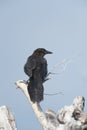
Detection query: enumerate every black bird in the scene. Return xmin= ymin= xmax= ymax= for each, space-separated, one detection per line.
xmin=24 ymin=48 xmax=52 ymax=103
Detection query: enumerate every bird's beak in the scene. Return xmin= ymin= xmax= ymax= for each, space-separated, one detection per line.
xmin=46 ymin=50 xmax=53 ymax=54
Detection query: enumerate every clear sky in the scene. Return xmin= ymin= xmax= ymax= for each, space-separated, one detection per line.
xmin=0 ymin=0 xmax=87 ymax=130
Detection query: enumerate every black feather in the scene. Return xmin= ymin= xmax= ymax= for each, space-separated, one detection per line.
xmin=24 ymin=48 xmax=52 ymax=103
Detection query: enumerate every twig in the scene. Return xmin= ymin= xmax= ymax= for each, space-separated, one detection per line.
xmin=44 ymin=92 xmax=64 ymax=96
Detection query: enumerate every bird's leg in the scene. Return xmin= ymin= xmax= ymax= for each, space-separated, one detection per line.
xmin=43 ymin=72 xmax=51 ymax=83
xmin=44 ymin=71 xmax=57 ymax=83
xmin=43 ymin=78 xmax=51 ymax=83
xmin=26 ymin=79 xmax=30 ymax=84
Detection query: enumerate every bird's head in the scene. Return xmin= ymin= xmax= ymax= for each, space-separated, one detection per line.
xmin=33 ymin=48 xmax=53 ymax=57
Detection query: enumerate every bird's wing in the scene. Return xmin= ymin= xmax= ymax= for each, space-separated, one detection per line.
xmin=24 ymin=57 xmax=36 ymax=77
xmin=42 ymin=58 xmax=47 ymax=79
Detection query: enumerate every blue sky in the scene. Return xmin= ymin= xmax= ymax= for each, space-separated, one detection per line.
xmin=0 ymin=0 xmax=87 ymax=129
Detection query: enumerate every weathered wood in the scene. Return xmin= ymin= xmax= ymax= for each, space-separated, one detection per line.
xmin=0 ymin=106 xmax=17 ymax=130
xmin=15 ymin=80 xmax=87 ymax=130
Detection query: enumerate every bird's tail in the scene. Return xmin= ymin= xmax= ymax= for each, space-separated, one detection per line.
xmin=27 ymin=81 xmax=44 ymax=103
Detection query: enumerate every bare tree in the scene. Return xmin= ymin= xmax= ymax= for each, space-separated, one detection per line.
xmin=15 ymin=80 xmax=87 ymax=130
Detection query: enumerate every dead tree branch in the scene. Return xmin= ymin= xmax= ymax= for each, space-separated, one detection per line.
xmin=15 ymin=80 xmax=87 ymax=130
xmin=0 ymin=106 xmax=17 ymax=130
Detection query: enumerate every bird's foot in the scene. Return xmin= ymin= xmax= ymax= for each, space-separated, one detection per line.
xmin=43 ymin=77 xmax=51 ymax=83
xmin=26 ymin=79 xmax=30 ymax=84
